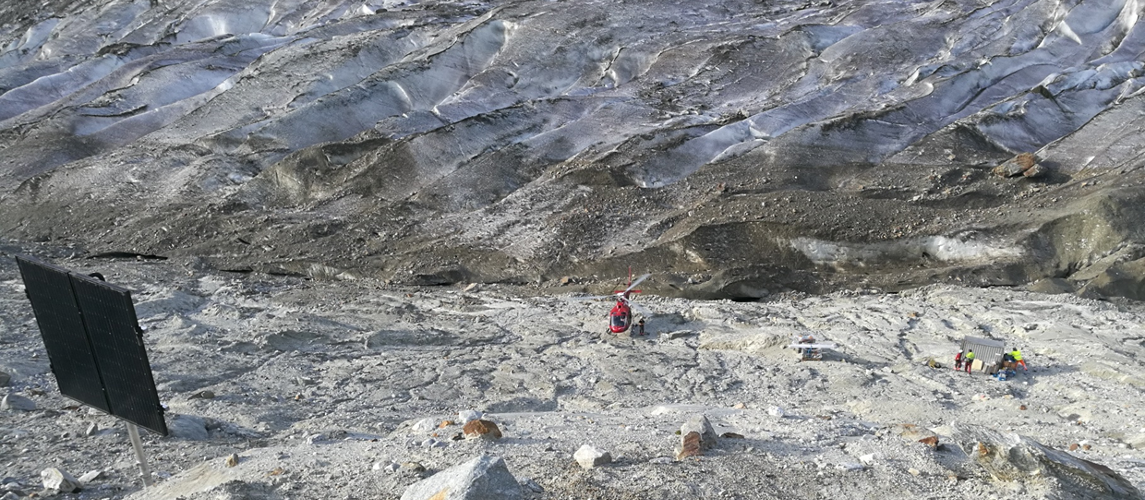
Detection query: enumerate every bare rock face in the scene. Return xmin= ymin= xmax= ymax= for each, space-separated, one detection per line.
xmin=953 ymin=426 xmax=1143 ymax=499
xmin=399 ymin=455 xmax=521 ymax=500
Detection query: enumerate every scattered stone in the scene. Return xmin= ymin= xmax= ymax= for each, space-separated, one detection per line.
xmin=1 ymin=394 xmax=36 ymax=412
xmin=422 ymin=438 xmax=448 ymax=448
xmin=908 ymin=468 xmax=921 ymax=476
xmin=77 ymin=470 xmax=101 ymax=484
xmin=559 ymin=276 xmax=573 ymax=285
xmin=374 ymin=461 xmax=400 ymax=473
xmin=1069 ymin=443 xmax=1080 ymax=451
xmin=190 ymin=390 xmax=216 ymax=399
xmin=1020 ymin=405 xmax=1027 ymax=411
xmin=225 ymin=453 xmax=239 ymax=467
xmin=664 ymin=330 xmax=693 ymax=340
xmin=574 ymin=445 xmax=612 ymax=469
xmin=0 ymin=492 xmax=18 ymax=500
xmin=402 ymin=462 xmax=427 ymax=474
xmin=859 ymin=453 xmax=877 ymax=465
xmin=837 ymin=463 xmax=864 ymax=472
xmin=438 ymin=420 xmax=453 ymax=428
xmin=400 ymin=455 xmax=521 ymax=500
xmin=676 ymin=415 xmax=718 ymax=460
xmin=732 ymin=402 xmax=746 ymax=409
xmin=463 ymin=419 xmax=503 ymax=440
xmin=458 ymin=410 xmax=482 ymax=424
xmin=464 ymin=283 xmax=479 ymax=292
xmin=40 ymin=468 xmax=80 ymax=493
xmin=649 ymin=457 xmax=673 ymax=465
xmin=767 ymin=406 xmax=785 ymax=417
xmin=84 ymin=423 xmax=99 ymax=437
xmin=167 ymin=414 xmax=209 ymax=440
xmin=0 ymin=371 xmax=10 ymax=387
xmin=721 ymin=432 xmax=745 ymax=439
xmin=412 ymin=418 xmax=438 ymax=433
xmin=919 ymin=436 xmax=939 ymax=448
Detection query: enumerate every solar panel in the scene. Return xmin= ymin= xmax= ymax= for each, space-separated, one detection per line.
xmin=16 ymin=257 xmax=111 ymax=413
xmin=16 ymin=256 xmax=168 ymax=435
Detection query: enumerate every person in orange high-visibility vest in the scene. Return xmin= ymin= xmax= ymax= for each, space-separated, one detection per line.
xmin=1011 ymin=348 xmax=1027 ymax=370
xmin=964 ymin=350 xmax=975 ymax=374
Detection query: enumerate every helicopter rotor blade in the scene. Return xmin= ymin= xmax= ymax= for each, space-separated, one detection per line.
xmin=631 ymin=302 xmax=652 ymax=317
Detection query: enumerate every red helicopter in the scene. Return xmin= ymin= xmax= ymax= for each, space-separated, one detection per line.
xmin=607 ymin=271 xmax=650 ymax=334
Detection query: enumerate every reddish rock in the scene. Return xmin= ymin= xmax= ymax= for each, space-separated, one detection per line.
xmin=677 ymin=431 xmax=703 ymax=460
xmin=1069 ymin=443 xmax=1080 ymax=451
xmin=462 ymin=419 xmax=502 ymax=440
xmin=918 ymin=436 xmax=939 ymax=448
xmin=1015 ymin=152 xmax=1036 ymax=169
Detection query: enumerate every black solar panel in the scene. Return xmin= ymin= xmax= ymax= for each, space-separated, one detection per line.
xmin=16 ymin=257 xmax=111 ymax=413
xmin=16 ymin=256 xmax=168 ymax=436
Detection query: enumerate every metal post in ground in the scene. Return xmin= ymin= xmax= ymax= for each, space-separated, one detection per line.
xmin=126 ymin=423 xmax=154 ymax=486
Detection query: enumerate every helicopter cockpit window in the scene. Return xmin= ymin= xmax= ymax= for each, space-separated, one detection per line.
xmin=611 ymin=313 xmax=628 ymax=328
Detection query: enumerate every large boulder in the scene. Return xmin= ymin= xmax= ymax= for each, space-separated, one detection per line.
xmin=399 ymin=455 xmax=521 ymax=500
xmin=952 ymin=425 xmax=1142 ymax=499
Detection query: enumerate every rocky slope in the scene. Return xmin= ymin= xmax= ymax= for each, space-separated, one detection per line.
xmin=1 ymin=246 xmax=1144 ymax=499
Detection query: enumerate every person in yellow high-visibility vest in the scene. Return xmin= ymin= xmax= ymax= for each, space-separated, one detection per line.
xmin=964 ymin=350 xmax=975 ymax=374
xmin=1011 ymin=348 xmax=1026 ymax=370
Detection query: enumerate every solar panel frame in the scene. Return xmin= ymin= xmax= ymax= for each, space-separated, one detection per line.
xmin=15 ymin=256 xmax=168 ymax=436
xmin=16 ymin=256 xmax=111 ymax=413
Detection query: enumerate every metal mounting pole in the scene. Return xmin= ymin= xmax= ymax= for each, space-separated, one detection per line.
xmin=126 ymin=423 xmax=154 ymax=486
